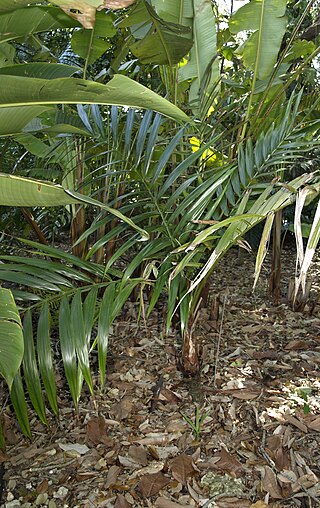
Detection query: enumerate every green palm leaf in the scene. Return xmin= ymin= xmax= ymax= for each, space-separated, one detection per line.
xmin=71 ymin=292 xmax=93 ymax=394
xmin=59 ymin=297 xmax=82 ymax=409
xmin=10 ymin=372 xmax=32 ymax=438
xmin=22 ymin=311 xmax=47 ymax=425
xmin=97 ymin=284 xmax=115 ymax=387
xmin=186 ymin=174 xmax=316 ymax=296
xmin=37 ymin=303 xmax=58 ymax=417
xmin=0 ymin=288 xmax=24 ymax=390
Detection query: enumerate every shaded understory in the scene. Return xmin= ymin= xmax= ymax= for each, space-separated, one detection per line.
xmin=1 ymin=248 xmax=319 ymax=508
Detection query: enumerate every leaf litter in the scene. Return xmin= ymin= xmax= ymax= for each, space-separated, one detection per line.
xmin=1 ymin=248 xmax=320 ymax=507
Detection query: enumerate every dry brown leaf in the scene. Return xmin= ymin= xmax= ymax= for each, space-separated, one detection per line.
xmin=23 ymin=445 xmax=40 ymax=459
xmin=284 ymin=339 xmax=309 ymax=350
xmin=135 ymin=432 xmax=181 ymax=445
xmin=115 ymin=494 xmax=131 ymax=508
xmin=160 ymin=388 xmax=181 ymax=403
xmin=251 ymin=350 xmax=279 ymax=359
xmin=277 ymin=470 xmax=297 ymax=484
xmin=169 ymin=454 xmax=196 ymax=485
xmin=128 ymin=461 xmax=165 ymax=479
xmin=138 ymin=472 xmax=170 ymax=498
xmin=105 ymin=465 xmax=121 ymax=489
xmin=0 ymin=450 xmax=8 ymax=463
xmin=36 ymin=479 xmax=49 ymax=494
xmin=55 ymin=0 xmax=136 ymax=29
xmin=284 ymin=414 xmax=308 ymax=433
xmin=128 ymin=445 xmax=148 ymax=466
xmin=55 ymin=1 xmax=97 ymax=28
xmin=229 ymin=389 xmax=260 ymax=400
xmin=86 ymin=416 xmax=113 ymax=446
xmin=266 ymin=436 xmax=290 ymax=471
xmin=261 ymin=466 xmax=283 ymax=499
xmin=303 ymin=414 xmax=320 ymax=432
xmin=110 ymin=397 xmax=133 ymax=420
xmin=213 ymin=448 xmax=244 ymax=476
xmin=298 ymin=472 xmax=319 ymax=489
xmin=187 ymin=481 xmax=200 ymax=502
xmin=118 ymin=455 xmax=141 ymax=469
xmin=155 ymin=498 xmax=189 ymax=508
xmin=166 ymin=420 xmax=186 ymax=433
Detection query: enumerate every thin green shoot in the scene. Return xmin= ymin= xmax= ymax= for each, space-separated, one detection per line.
xmin=180 ymin=406 xmax=208 ymax=439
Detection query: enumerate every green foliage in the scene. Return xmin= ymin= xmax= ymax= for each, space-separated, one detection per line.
xmin=71 ymin=11 xmax=116 ymax=65
xmin=0 ymin=5 xmax=80 ymax=43
xmin=178 ymin=0 xmax=219 ymax=115
xmin=229 ymin=0 xmax=287 ymax=80
xmin=181 ymin=406 xmax=208 ymax=439
xmin=0 ymin=0 xmax=319 ymax=440
xmin=0 ymin=288 xmax=24 ymax=390
xmin=124 ymin=1 xmax=193 ymax=65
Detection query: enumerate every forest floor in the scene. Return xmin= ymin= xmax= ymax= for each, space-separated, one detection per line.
xmin=0 ymin=248 xmax=320 ymax=508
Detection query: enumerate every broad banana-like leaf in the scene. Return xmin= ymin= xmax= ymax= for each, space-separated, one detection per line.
xmin=0 ymin=173 xmax=149 ymax=240
xmin=0 ymin=63 xmax=81 ymax=79
xmin=0 ymin=5 xmax=80 ymax=43
xmin=71 ymin=11 xmax=116 ymax=65
xmin=0 ymin=65 xmax=82 ymax=136
xmin=0 ymin=106 xmax=51 ymax=137
xmin=0 ymin=0 xmax=32 ymax=10
xmin=0 ymin=41 xmax=15 ymax=66
xmin=229 ymin=0 xmax=287 ymax=80
xmin=151 ymin=0 xmax=192 ymax=27
xmin=121 ymin=1 xmax=192 ymax=65
xmin=0 ymin=288 xmax=24 ymax=390
xmin=178 ymin=0 xmax=219 ymax=115
xmin=0 ymin=74 xmax=189 ymax=123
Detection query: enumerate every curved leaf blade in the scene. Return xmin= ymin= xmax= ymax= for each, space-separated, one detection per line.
xmin=0 ymin=288 xmax=24 ymax=390
xmin=0 ymin=74 xmax=189 ymax=123
xmin=37 ymin=303 xmax=58 ymax=417
xmin=22 ymin=311 xmax=47 ymax=425
xmin=10 ymin=372 xmax=32 ymax=439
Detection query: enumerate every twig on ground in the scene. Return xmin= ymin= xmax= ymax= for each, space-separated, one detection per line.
xmin=213 ymin=291 xmax=228 ymax=388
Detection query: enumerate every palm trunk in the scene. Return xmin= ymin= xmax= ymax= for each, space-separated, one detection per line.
xmin=181 ymin=312 xmax=201 ymax=377
xmin=269 ymin=209 xmax=282 ymax=304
